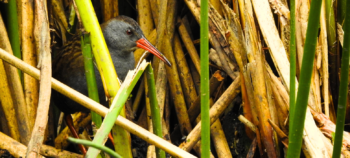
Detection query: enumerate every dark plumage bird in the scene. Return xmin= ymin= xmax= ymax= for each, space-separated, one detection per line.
xmin=51 ymin=15 xmax=171 ymax=154
xmin=52 ymin=15 xmax=170 ymax=115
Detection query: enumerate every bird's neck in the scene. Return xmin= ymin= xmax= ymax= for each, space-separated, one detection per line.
xmin=109 ymin=48 xmax=135 ymax=80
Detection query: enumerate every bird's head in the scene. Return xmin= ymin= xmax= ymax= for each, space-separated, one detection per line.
xmin=102 ymin=15 xmax=171 ymax=66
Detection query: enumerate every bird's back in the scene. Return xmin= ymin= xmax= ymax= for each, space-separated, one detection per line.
xmin=51 ymin=37 xmax=134 ymax=114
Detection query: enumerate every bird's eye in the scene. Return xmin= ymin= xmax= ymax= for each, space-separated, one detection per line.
xmin=126 ymin=29 xmax=133 ymax=35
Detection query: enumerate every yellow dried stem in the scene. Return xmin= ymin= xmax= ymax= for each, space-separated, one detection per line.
xmin=209 ymin=0 xmax=222 ymax=16
xmin=295 ymin=0 xmax=309 ymax=69
xmin=180 ymin=76 xmax=241 ymax=152
xmin=165 ymin=0 xmax=176 ymax=40
xmin=163 ymin=38 xmax=192 ymax=134
xmin=238 ymin=115 xmax=257 ymax=133
xmin=21 ymin=0 xmax=39 ymax=134
xmin=174 ymin=35 xmax=197 ymax=107
xmin=145 ymin=75 xmax=153 ymax=132
xmin=0 ymin=60 xmax=20 ymax=141
xmin=0 ymin=132 xmax=83 ymax=158
xmin=155 ymin=62 xmax=167 ymax=117
xmin=137 ymin=0 xmax=154 ymax=37
xmin=0 ymin=13 xmax=21 ymax=142
xmin=263 ymin=57 xmax=280 ymax=157
xmin=312 ymin=56 xmax=322 ymax=112
xmin=147 ymin=145 xmax=156 ymax=158
xmin=132 ymin=79 xmax=145 ymax=114
xmin=249 ymin=60 xmax=277 ymax=158
xmin=210 ymin=109 xmax=232 ymax=158
xmin=112 ymin=0 xmax=118 ymax=17
xmin=101 ymin=0 xmax=113 ymax=22
xmin=209 ymin=49 xmax=236 ymax=75
xmin=320 ymin=0 xmax=329 ymax=117
xmin=243 ymin=67 xmax=258 ymax=125
xmin=188 ymin=70 xmax=225 ymax=123
xmin=0 ymin=11 xmax=29 ymax=144
xmin=149 ymin=0 xmax=159 ymax=26
xmin=52 ymin=0 xmax=68 ymax=28
xmin=177 ymin=19 xmax=201 ymax=74
xmin=251 ymin=0 xmax=292 ymax=89
xmin=269 ymin=76 xmax=289 ymax=133
xmin=267 ymin=119 xmax=289 ymax=147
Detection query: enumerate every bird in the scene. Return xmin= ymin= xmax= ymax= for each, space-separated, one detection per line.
xmin=51 ymin=15 xmax=171 ymax=154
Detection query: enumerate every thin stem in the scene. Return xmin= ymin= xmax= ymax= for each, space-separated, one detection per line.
xmin=332 ymin=0 xmax=350 ymax=157
xmin=146 ymin=65 xmax=165 ymax=158
xmin=289 ymin=0 xmax=296 ymax=131
xmin=67 ymin=137 xmax=121 ymax=158
xmin=287 ymin=0 xmax=322 ymax=157
xmin=81 ymin=33 xmax=103 ymax=130
xmin=200 ymin=0 xmax=210 ymax=157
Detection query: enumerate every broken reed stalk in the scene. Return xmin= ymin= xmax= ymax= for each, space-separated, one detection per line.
xmin=26 ymin=0 xmax=51 ymax=156
xmin=180 ymin=76 xmax=241 ymax=152
xmin=210 ymin=117 xmax=232 ymax=158
xmin=188 ymin=70 xmax=225 ymax=123
xmin=0 ymin=48 xmax=196 ymax=158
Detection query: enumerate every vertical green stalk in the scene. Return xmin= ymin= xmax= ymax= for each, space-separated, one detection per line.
xmin=86 ymin=63 xmax=147 ymax=158
xmin=287 ymin=0 xmax=322 ymax=157
xmin=289 ymin=0 xmax=296 ymax=129
xmin=81 ymin=33 xmax=103 ymax=130
xmin=81 ymin=33 xmax=104 ymax=158
xmin=145 ymin=65 xmax=165 ymax=158
xmin=5 ymin=0 xmax=22 ymax=79
xmin=337 ymin=0 xmax=346 ymax=25
xmin=332 ymin=1 xmax=350 ymax=157
xmin=200 ymin=0 xmax=210 ymax=157
xmin=74 ymin=0 xmax=131 ymax=156
xmin=325 ymin=0 xmax=338 ymax=106
xmin=74 ymin=0 xmax=120 ymax=98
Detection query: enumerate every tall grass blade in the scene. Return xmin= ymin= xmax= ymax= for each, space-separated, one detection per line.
xmin=287 ymin=0 xmax=322 ymax=157
xmin=332 ymin=1 xmax=350 ymax=157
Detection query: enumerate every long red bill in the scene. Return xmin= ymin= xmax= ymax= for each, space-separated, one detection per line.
xmin=136 ymin=36 xmax=172 ymax=66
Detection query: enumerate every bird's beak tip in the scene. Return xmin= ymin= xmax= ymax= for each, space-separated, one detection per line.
xmin=136 ymin=37 xmax=172 ymax=67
